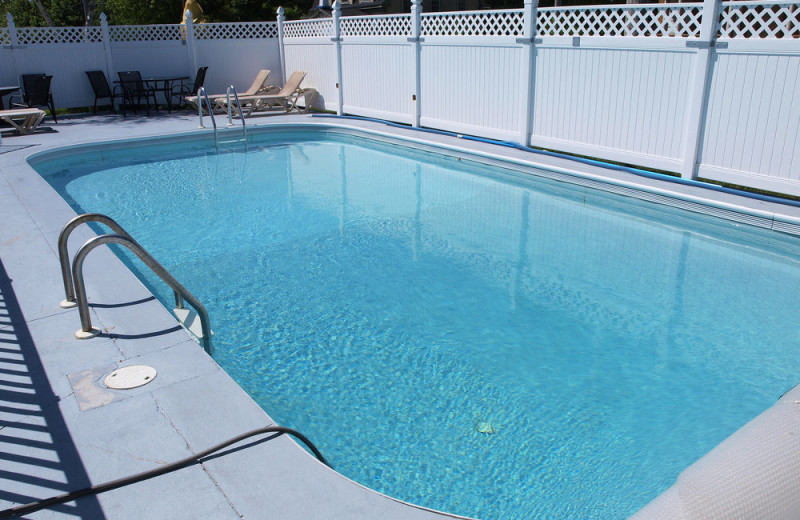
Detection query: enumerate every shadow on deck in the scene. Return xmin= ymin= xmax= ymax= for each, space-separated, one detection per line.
xmin=0 ymin=257 xmax=105 ymax=518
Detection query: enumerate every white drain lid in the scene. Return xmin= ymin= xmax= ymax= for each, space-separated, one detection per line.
xmin=104 ymin=365 xmax=157 ymax=390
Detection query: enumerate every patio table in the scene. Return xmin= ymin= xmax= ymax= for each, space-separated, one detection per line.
xmin=144 ymin=76 xmax=189 ymax=113
xmin=114 ymin=76 xmax=189 ymax=113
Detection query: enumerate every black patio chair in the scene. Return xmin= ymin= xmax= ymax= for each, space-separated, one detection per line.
xmin=12 ymin=74 xmax=57 ymax=123
xmin=172 ymin=66 xmax=208 ymax=108
xmin=85 ymin=70 xmax=123 ymax=114
xmin=117 ymin=71 xmax=157 ymax=116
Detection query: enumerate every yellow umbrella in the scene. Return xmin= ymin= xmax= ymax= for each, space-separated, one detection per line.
xmin=180 ymin=0 xmax=205 ymax=24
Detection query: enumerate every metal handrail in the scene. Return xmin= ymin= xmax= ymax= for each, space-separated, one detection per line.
xmin=71 ymin=233 xmax=213 ymax=354
xmin=57 ymin=213 xmax=137 ymax=308
xmin=225 ymin=85 xmax=248 ymax=146
xmin=197 ymin=87 xmax=218 ymax=150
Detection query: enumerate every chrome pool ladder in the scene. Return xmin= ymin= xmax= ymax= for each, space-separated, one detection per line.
xmin=222 ymin=85 xmax=248 ymax=149
xmin=58 ymin=213 xmax=213 ymax=354
xmin=197 ymin=86 xmax=247 ymax=151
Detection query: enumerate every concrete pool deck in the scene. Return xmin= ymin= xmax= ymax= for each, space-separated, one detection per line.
xmin=0 ymin=112 xmax=476 ymax=520
xmin=1 ymin=111 xmax=800 ymax=519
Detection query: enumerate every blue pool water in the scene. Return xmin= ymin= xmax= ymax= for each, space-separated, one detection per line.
xmin=37 ymin=130 xmax=800 ymax=519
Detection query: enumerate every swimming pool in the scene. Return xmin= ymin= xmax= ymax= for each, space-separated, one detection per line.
xmin=33 ymin=126 xmax=800 ymax=519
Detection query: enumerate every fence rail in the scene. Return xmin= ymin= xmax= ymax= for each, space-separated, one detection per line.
xmin=2 ymin=0 xmax=799 ymax=195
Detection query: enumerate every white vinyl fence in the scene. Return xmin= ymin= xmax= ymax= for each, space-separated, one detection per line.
xmin=281 ymin=0 xmax=800 ymax=195
xmin=1 ymin=0 xmax=799 ymax=195
xmin=0 ymin=13 xmax=282 ymax=110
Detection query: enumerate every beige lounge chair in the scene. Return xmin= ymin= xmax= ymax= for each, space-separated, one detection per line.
xmin=216 ymin=71 xmax=307 ymax=117
xmin=186 ymin=69 xmax=272 ymax=110
xmin=0 ymin=108 xmax=46 ymax=134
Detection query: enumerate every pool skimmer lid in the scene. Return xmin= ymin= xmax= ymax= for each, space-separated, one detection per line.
xmin=104 ymin=365 xmax=157 ymax=389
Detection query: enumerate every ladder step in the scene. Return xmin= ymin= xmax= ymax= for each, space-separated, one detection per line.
xmin=173 ymin=307 xmax=213 ymax=339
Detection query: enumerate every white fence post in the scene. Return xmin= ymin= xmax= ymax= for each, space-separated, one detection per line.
xmin=679 ymin=0 xmax=722 ymax=179
xmin=410 ymin=0 xmax=422 ymax=128
xmin=277 ymin=7 xmax=286 ymax=83
xmin=517 ymin=0 xmax=539 ymax=147
xmin=100 ymin=13 xmax=115 ymax=83
xmin=6 ymin=13 xmax=17 ymax=46
xmin=333 ymin=0 xmax=344 ymax=115
xmin=5 ymin=13 xmax=19 ymax=93
xmin=184 ymin=10 xmax=199 ymax=77
xmin=0 ymin=13 xmax=8 ymax=144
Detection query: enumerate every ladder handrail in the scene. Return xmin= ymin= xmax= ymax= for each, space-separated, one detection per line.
xmin=72 ymin=233 xmax=213 ymax=354
xmin=197 ymin=87 xmax=218 ymax=151
xmin=225 ymin=85 xmax=248 ymax=145
xmin=58 ymin=212 xmax=137 ymax=308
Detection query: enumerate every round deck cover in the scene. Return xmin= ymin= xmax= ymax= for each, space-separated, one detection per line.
xmin=104 ymin=365 xmax=157 ymax=389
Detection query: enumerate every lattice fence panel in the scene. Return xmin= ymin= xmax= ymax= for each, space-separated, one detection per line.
xmin=719 ymin=2 xmax=800 ymax=38
xmin=341 ymin=15 xmax=412 ymax=36
xmin=284 ymin=19 xmax=334 ymax=38
xmin=537 ymin=4 xmax=702 ymax=38
xmin=110 ymin=24 xmax=184 ymax=42
xmin=0 ymin=29 xmax=9 ymax=45
xmin=15 ymin=26 xmax=103 ymax=44
xmin=421 ymin=10 xmax=524 ymax=36
xmin=193 ymin=21 xmax=278 ymax=39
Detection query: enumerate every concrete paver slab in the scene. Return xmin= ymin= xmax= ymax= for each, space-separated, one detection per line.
xmin=0 ymin=234 xmax=67 ymax=324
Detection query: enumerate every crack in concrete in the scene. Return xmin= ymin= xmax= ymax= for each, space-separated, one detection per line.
xmin=10 ymin=307 xmax=73 ymax=325
xmin=152 ymin=390 xmax=244 ymax=518
xmin=80 ymin=441 xmax=172 ymax=466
